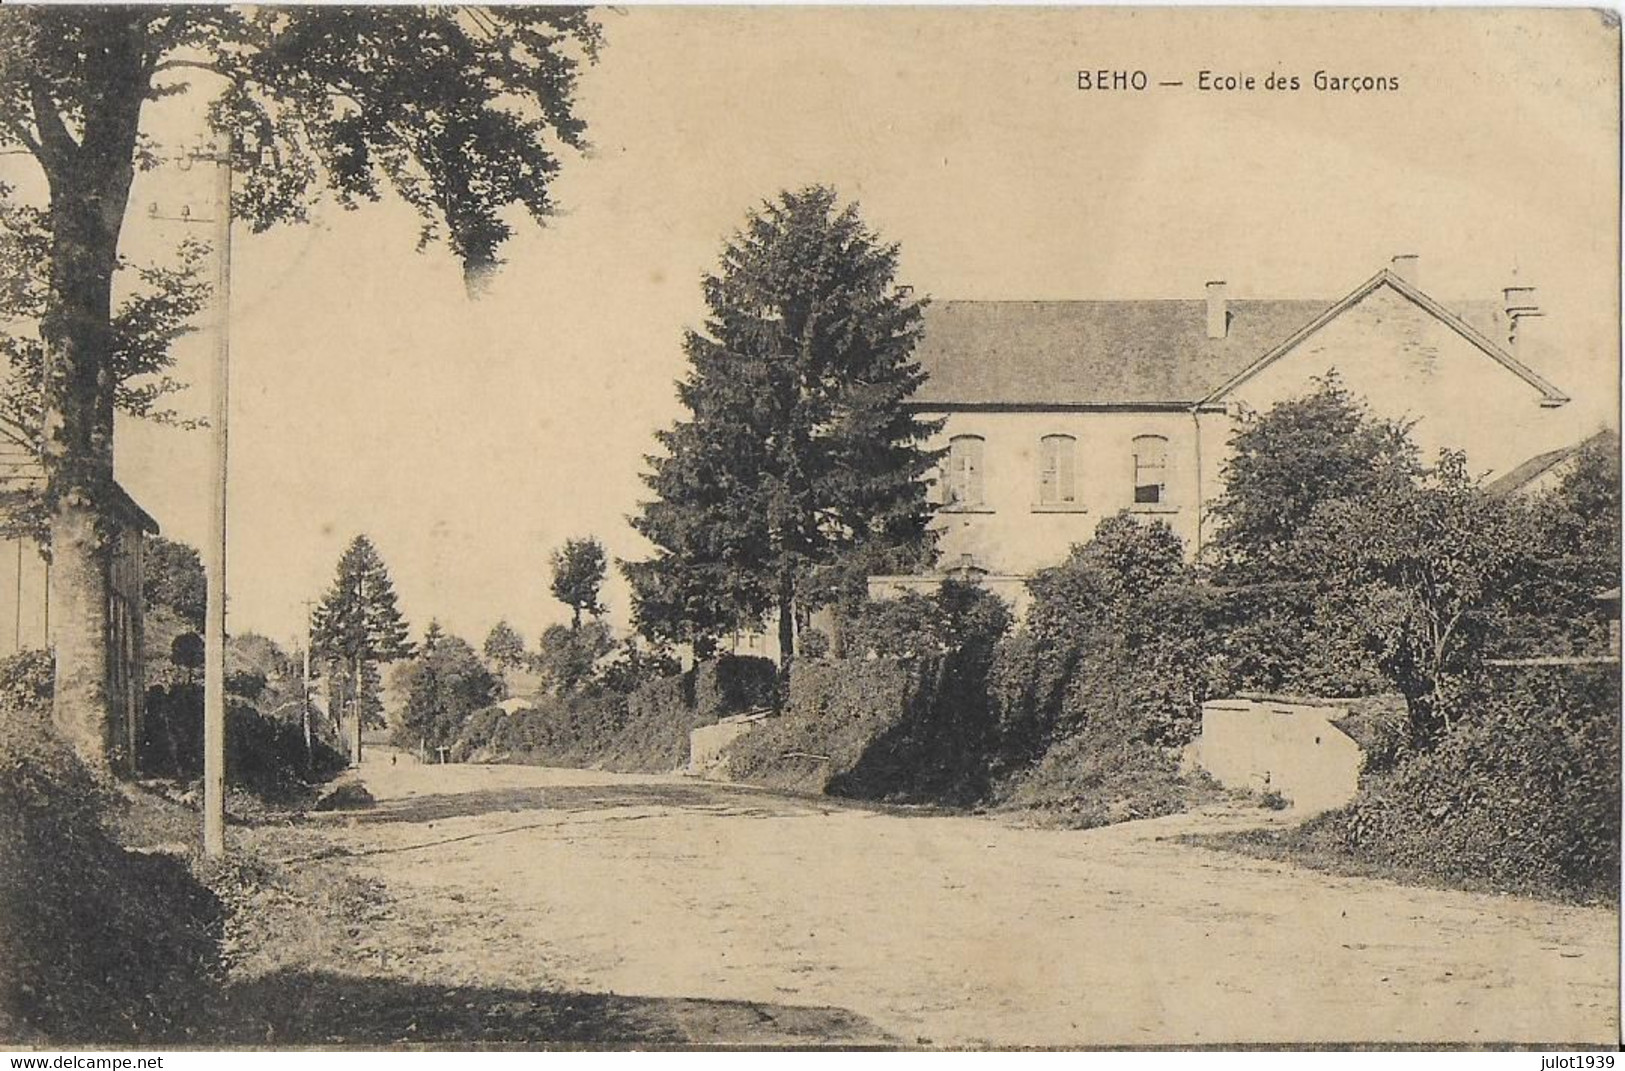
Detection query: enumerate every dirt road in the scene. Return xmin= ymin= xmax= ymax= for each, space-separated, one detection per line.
xmin=307 ymin=752 xmax=1618 ymax=1047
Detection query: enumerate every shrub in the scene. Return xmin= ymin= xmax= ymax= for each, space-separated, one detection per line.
xmin=797 ymin=628 xmax=830 ymax=659
xmin=0 ymin=703 xmax=221 ymax=1042
xmin=993 ymin=715 xmax=1214 ymax=828
xmin=723 ymin=658 xmax=920 ymax=797
xmin=0 ymin=648 xmax=53 ymax=719
xmin=727 ymin=584 xmax=1013 ymax=805
xmin=139 ymin=684 xmax=347 ymax=799
xmin=693 ymin=654 xmax=778 ymax=719
xmin=1327 ymin=666 xmax=1619 ymax=897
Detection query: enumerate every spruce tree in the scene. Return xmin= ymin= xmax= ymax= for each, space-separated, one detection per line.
xmin=311 ymin=534 xmax=413 ymax=763
xmin=625 ymin=186 xmax=940 ymax=670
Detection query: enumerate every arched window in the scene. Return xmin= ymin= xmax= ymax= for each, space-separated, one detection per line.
xmin=946 ymin=435 xmax=985 ymax=507
xmin=1038 ymin=434 xmax=1076 ymax=505
xmin=1133 ymin=435 xmax=1168 ymax=505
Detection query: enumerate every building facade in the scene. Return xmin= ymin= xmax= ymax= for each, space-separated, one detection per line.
xmin=0 ymin=420 xmax=158 ymax=773
xmin=885 ymin=257 xmax=1581 ymax=587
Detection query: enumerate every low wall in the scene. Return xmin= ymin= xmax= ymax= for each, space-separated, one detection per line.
xmin=1193 ymin=698 xmax=1363 ymax=815
xmin=687 ymin=710 xmax=772 ymax=779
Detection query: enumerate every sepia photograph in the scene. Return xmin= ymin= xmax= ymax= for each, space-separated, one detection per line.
xmin=0 ymin=2 xmax=1619 ymax=1053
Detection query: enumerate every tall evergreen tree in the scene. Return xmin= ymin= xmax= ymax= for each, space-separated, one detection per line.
xmin=625 ymin=185 xmax=940 ymax=669
xmin=311 ymin=534 xmax=413 ymax=763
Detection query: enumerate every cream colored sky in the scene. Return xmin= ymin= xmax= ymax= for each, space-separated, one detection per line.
xmin=10 ymin=6 xmax=1618 ymax=650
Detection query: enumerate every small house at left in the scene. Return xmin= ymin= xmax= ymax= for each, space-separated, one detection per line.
xmin=0 ymin=417 xmax=158 ymax=774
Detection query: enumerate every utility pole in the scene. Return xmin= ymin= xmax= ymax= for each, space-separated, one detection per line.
xmin=300 ymin=598 xmax=317 ymax=762
xmin=352 ymin=570 xmax=365 ymax=767
xmin=201 ymin=138 xmax=233 ymax=858
xmin=152 ymin=140 xmax=232 ymax=856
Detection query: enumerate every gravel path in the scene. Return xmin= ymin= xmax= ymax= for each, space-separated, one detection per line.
xmin=312 ymin=751 xmax=1618 ymax=1047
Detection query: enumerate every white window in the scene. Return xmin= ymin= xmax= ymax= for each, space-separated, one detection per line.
xmin=947 ymin=435 xmax=985 ymax=508
xmin=1133 ymin=435 xmax=1168 ymax=505
xmin=1038 ymin=434 xmax=1077 ymax=505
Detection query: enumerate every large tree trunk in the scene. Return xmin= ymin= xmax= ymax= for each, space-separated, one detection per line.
xmin=776 ymin=571 xmax=796 ymax=689
xmin=28 ymin=13 xmax=149 ymax=772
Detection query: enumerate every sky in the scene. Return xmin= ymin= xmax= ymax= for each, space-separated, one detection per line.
xmin=6 ymin=7 xmax=1619 ymax=652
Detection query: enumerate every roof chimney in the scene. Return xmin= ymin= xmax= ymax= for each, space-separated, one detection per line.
xmin=1390 ymin=253 xmax=1420 ymax=287
xmin=1502 ymin=285 xmax=1542 ymax=353
xmin=1205 ymin=280 xmax=1228 ymax=340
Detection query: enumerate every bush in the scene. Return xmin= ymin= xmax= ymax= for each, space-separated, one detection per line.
xmin=723 ymin=658 xmax=921 ymax=797
xmin=694 ymin=654 xmax=778 ymax=718
xmin=731 ymin=582 xmax=1013 ymax=804
xmin=992 ymin=723 xmax=1212 ymax=828
xmin=0 ymin=703 xmax=221 ymax=1042
xmin=1323 ymin=666 xmax=1619 ymax=898
xmin=797 ymin=628 xmax=830 ymax=659
xmin=0 ymin=649 xmax=53 ymax=719
xmin=139 ymin=683 xmax=347 ymax=800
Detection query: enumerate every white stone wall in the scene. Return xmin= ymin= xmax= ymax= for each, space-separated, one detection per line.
xmin=1194 ymin=699 xmax=1363 ymax=815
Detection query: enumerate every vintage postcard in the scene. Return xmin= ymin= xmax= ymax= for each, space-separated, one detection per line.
xmin=0 ymin=3 xmax=1618 ymax=1054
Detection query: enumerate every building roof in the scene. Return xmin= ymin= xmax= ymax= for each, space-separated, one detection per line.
xmin=1485 ymin=428 xmax=1619 ymax=498
xmin=908 ymin=269 xmax=1564 ymax=409
xmin=0 ymin=417 xmax=159 ymax=536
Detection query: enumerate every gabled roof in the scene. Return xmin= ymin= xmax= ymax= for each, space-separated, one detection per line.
xmin=1201 ymin=269 xmax=1571 ymax=407
xmin=908 ymin=269 xmax=1569 ymax=409
xmin=909 ymin=298 xmax=1325 ymax=407
xmin=1486 ymin=428 xmax=1619 ymax=498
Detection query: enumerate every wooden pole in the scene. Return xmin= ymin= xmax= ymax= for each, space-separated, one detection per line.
xmin=202 ymin=140 xmax=233 ymax=858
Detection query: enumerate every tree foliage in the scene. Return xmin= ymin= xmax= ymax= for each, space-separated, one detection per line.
xmin=1209 ymin=373 xmax=1419 ymax=583
xmin=549 ymin=536 xmax=606 ymax=629
xmin=1298 ymin=451 xmax=1541 ymax=746
xmin=0 ymin=5 xmax=603 ymax=767
xmin=625 ymin=185 xmax=940 ymax=665
xmin=394 ymin=622 xmax=501 ymax=756
xmin=532 ymin=619 xmax=615 ymax=696
xmin=481 ymin=619 xmax=526 ymax=671
xmin=991 ymin=513 xmax=1208 ymax=760
xmin=141 ymin=535 xmax=207 ymax=632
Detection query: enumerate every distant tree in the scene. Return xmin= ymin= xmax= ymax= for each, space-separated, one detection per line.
xmin=596 ymin=637 xmax=681 ymax=695
xmin=311 ymin=535 xmax=413 ymax=760
xmin=394 ymin=622 xmax=501 ymax=758
xmin=1296 ymin=451 xmax=1539 ymax=747
xmin=168 ymin=632 xmax=204 ymax=684
xmin=0 ymin=6 xmax=603 ymax=769
xmin=533 ymin=620 xmax=615 ymax=695
xmin=1209 ymin=374 xmax=1419 ymax=583
xmin=625 ymin=185 xmax=940 ymax=670
xmin=142 ymin=536 xmax=208 ymax=632
xmin=482 ymin=619 xmax=527 ymax=671
xmin=549 ymin=537 xmax=606 ymax=629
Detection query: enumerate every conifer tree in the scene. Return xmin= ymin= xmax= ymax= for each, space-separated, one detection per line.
xmin=625 ymin=186 xmax=940 ymax=670
xmin=311 ymin=534 xmax=413 ymax=763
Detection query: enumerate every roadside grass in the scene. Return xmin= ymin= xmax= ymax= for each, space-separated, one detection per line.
xmin=988 ymin=733 xmax=1233 ymax=830
xmin=1183 ymin=812 xmax=1621 ymax=907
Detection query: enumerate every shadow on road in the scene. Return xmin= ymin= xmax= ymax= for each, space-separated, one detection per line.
xmin=332 ymin=780 xmax=857 ymax=827
xmin=216 ymin=968 xmax=893 ymax=1048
